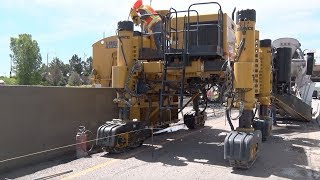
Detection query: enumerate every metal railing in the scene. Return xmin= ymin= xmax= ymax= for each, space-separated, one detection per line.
xmin=186 ymin=2 xmax=223 ymax=55
xmin=164 ymin=8 xmax=200 ymax=53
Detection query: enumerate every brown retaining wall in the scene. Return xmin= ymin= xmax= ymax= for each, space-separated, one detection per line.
xmin=0 ymin=86 xmax=118 ymax=172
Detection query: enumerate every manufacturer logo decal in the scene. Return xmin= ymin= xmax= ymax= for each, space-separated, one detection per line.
xmin=106 ymin=41 xmax=118 ymax=48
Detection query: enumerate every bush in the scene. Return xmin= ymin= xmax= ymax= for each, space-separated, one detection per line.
xmin=68 ymin=72 xmax=82 ymax=86
xmin=0 ymin=77 xmax=18 ymax=85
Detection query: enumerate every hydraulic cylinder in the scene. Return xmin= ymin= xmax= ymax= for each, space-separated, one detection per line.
xmin=112 ymin=21 xmax=134 ymax=88
xmin=234 ymin=9 xmax=256 ymax=129
xmin=259 ymin=39 xmax=272 ymax=117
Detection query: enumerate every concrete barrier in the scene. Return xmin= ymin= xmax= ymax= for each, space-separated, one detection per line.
xmin=0 ymin=86 xmax=118 ymax=172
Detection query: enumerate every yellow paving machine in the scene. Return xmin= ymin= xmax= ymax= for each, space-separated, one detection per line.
xmin=91 ymin=2 xmax=315 ymax=169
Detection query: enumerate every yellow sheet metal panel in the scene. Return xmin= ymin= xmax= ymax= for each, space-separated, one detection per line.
xmin=112 ymin=66 xmax=127 ymax=88
xmin=143 ymin=61 xmax=162 ymax=73
xmin=224 ymin=14 xmax=236 ymax=60
xmin=132 ymin=36 xmax=152 ymax=58
xmin=92 ymin=36 xmax=118 ymax=87
xmin=259 ymin=45 xmax=272 ymax=105
xmin=142 ymin=37 xmax=152 ymax=49
xmin=130 ymin=107 xmax=140 ymax=120
xmin=244 ymin=86 xmax=256 ymax=109
xmin=235 ymin=18 xmax=256 ymax=110
xmin=171 ymin=13 xmax=235 ymax=60
xmin=234 ymin=62 xmax=254 ymax=89
xmin=185 ymin=60 xmax=202 ymax=73
xmin=117 ymin=31 xmax=134 ymax=67
xmin=236 ymin=21 xmax=256 ymax=63
xmin=155 ymin=10 xmax=169 ymax=17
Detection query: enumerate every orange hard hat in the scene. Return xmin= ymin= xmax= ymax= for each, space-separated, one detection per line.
xmin=133 ymin=0 xmax=142 ymax=10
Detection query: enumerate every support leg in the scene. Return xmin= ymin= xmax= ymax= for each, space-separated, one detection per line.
xmin=184 ymin=94 xmax=206 ymax=129
xmin=253 ymin=105 xmax=272 ymax=141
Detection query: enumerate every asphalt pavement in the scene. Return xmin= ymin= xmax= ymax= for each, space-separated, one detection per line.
xmin=1 ymin=105 xmax=320 ymax=180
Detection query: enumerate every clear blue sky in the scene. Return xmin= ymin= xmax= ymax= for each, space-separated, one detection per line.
xmin=1 ymin=0 xmax=320 ymax=76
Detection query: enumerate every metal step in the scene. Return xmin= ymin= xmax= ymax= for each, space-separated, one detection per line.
xmin=162 ymin=80 xmax=182 ymax=83
xmin=161 ymin=93 xmax=181 ymax=96
xmin=160 ymin=36 xmax=186 ymax=111
xmin=165 ymin=52 xmax=184 ymax=56
xmin=189 ymin=23 xmax=218 ymax=27
xmin=159 ymin=105 xmax=179 ymax=110
xmin=165 ymin=66 xmax=185 ymax=70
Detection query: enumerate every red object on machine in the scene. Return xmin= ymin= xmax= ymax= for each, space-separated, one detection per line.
xmin=133 ymin=0 xmax=142 ymax=10
xmin=76 ymin=126 xmax=88 ymax=158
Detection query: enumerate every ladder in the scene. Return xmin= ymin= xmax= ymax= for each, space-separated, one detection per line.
xmin=159 ymin=10 xmax=189 ymax=112
xmin=159 ymin=2 xmax=223 ymax=112
xmin=159 ymin=52 xmax=187 ymax=111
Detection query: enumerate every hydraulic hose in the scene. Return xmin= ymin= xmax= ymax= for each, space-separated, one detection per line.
xmin=226 ymin=95 xmax=235 ymax=131
xmin=125 ymin=61 xmax=144 ymax=97
xmin=116 ymin=31 xmax=128 ymax=67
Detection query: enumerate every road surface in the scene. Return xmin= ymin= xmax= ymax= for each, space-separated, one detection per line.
xmin=1 ymin=106 xmax=320 ymax=180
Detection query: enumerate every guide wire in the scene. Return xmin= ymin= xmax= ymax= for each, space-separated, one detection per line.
xmin=0 ymin=108 xmax=226 ymax=164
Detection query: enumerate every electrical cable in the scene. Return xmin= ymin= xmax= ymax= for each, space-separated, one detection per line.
xmin=225 ymin=96 xmax=235 ymax=131
xmin=230 ymin=100 xmax=244 ymax=121
xmin=124 ymin=61 xmax=146 ymax=98
xmin=251 ymin=103 xmax=259 ymax=122
xmin=222 ymin=57 xmax=236 ymax=131
xmin=116 ymin=31 xmax=128 ymax=67
xmin=235 ymin=39 xmax=245 ymax=62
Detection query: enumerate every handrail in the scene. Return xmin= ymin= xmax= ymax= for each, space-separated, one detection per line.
xmin=187 ymin=2 xmax=224 ymax=53
xmin=164 ymin=8 xmax=200 ymax=52
xmin=137 ymin=2 xmax=224 ymax=57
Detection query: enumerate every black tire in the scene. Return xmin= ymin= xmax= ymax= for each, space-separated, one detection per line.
xmin=130 ymin=140 xmax=144 ymax=149
xmin=108 ymin=147 xmax=126 ymax=154
xmin=184 ymin=114 xmax=196 ymax=129
xmin=185 ymin=122 xmax=196 ymax=129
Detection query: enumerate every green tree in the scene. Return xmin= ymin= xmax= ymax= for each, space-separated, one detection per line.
xmin=10 ymin=34 xmax=42 ymax=85
xmin=61 ymin=63 xmax=71 ymax=85
xmin=68 ymin=71 xmax=82 ymax=86
xmin=69 ymin=54 xmax=82 ymax=75
xmin=39 ymin=63 xmax=50 ymax=86
xmin=82 ymin=56 xmax=93 ymax=76
xmin=62 ymin=63 xmax=71 ymax=77
xmin=47 ymin=57 xmax=65 ymax=86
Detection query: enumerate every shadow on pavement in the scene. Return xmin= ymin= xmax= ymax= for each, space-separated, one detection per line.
xmin=0 ymin=154 xmax=76 ymax=180
xmin=2 ymin=118 xmax=319 ymax=179
xmin=103 ymin=120 xmax=320 ymax=179
xmin=232 ymin=134 xmax=320 ymax=179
